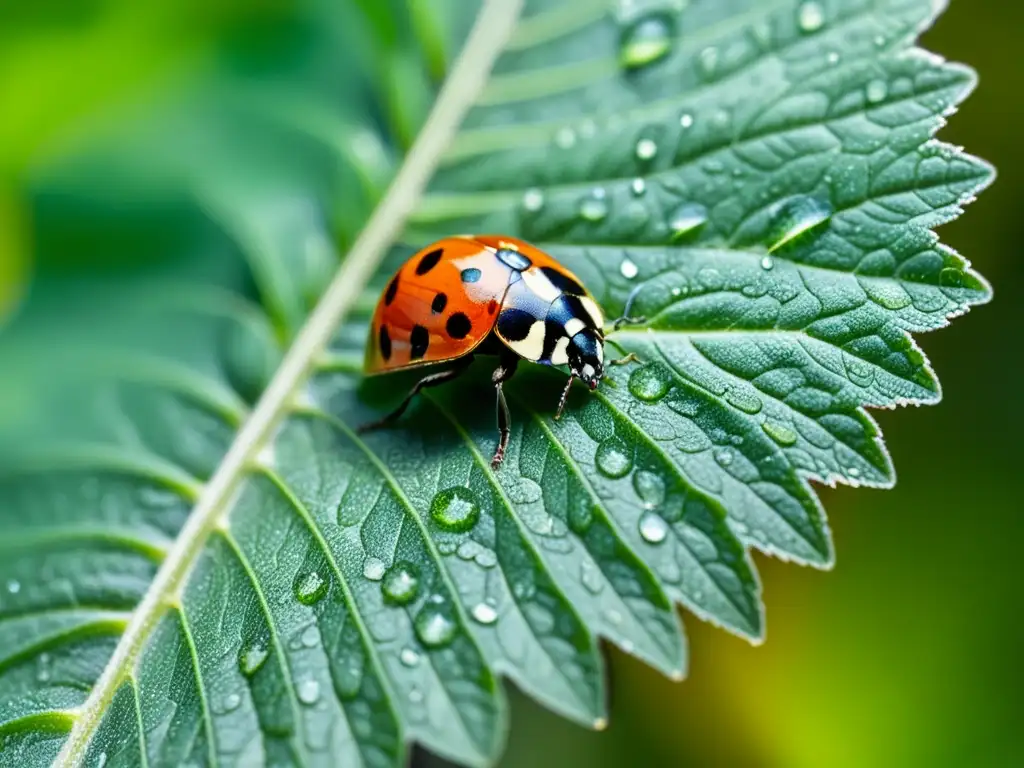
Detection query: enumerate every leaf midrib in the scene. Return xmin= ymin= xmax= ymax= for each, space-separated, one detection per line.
xmin=53 ymin=1 xmax=525 ymax=763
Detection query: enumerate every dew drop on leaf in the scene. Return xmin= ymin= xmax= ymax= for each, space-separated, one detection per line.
xmin=297 ymin=679 xmax=321 ymax=705
xmin=381 ymin=561 xmax=420 ymax=605
xmin=595 ymin=437 xmax=633 ymax=479
xmin=6 ymin=579 xmax=20 ymax=594
xmin=797 ymin=1 xmax=825 ymax=33
xmin=555 ymin=126 xmax=577 ymax=148
xmin=414 ymin=598 xmax=458 ymax=647
xmin=300 ymin=624 xmax=320 ymax=648
xmin=239 ymin=641 xmax=269 ymax=677
xmin=522 ymin=188 xmax=544 ymax=212
xmin=631 ymin=177 xmax=646 ymax=196
xmin=848 ymin=466 xmax=862 ymax=478
xmin=697 ymin=46 xmax=719 ymax=77
xmin=762 ymin=421 xmax=798 ymax=447
xmin=633 ymin=470 xmax=666 ymax=509
xmin=668 ymin=202 xmax=708 ymax=240
xmin=638 ymin=511 xmax=669 ymax=544
xmin=679 ymin=112 xmax=694 ymax=129
xmin=471 ymin=602 xmax=498 ymax=625
xmin=362 ymin=556 xmax=386 ymax=582
xmin=629 ymin=363 xmax=672 ymax=402
xmin=400 ymin=647 xmax=420 ymax=667
xmin=635 ymin=138 xmax=658 ymax=161
xmin=579 ymin=195 xmax=609 ymax=222
xmin=222 ymin=693 xmax=241 ymax=713
xmin=725 ymin=388 xmax=762 ymax=415
xmin=714 ymin=448 xmax=735 ymax=467
xmin=866 ymin=78 xmax=888 ymax=103
xmin=619 ymin=257 xmax=639 ymax=279
xmin=619 ymin=12 xmax=674 ymax=71
xmin=827 ymin=51 xmax=840 ymax=65
xmin=760 ymin=255 xmax=775 ymax=270
xmin=768 ymin=196 xmax=832 ymax=252
xmin=293 ymin=569 xmax=328 ymax=605
xmin=430 ymin=487 xmax=480 ymax=532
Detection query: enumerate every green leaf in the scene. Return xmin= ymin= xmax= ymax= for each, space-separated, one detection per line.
xmin=0 ymin=0 xmax=991 ymax=766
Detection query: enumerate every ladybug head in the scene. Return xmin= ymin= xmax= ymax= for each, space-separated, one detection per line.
xmin=567 ymin=329 xmax=604 ymax=390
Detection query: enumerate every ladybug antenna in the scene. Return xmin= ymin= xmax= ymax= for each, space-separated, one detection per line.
xmin=610 ymin=284 xmax=647 ymax=332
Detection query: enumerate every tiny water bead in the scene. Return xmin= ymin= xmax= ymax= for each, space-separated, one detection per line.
xmin=767 ymin=196 xmax=833 ymax=253
xmin=414 ymin=598 xmax=458 ymax=647
xmin=430 ymin=486 xmax=480 ymax=532
xmin=580 ymin=195 xmax=609 ymax=223
xmin=631 ymin=177 xmax=646 ymax=196
xmin=635 ymin=138 xmax=658 ymax=161
xmin=294 ymin=569 xmax=329 ymax=605
xmin=714 ymin=447 xmax=735 ymax=467
xmin=679 ymin=112 xmax=694 ymax=129
xmin=629 ymin=363 xmax=672 ymax=402
xmin=620 ymin=257 xmax=639 ymax=279
xmin=400 ymin=647 xmax=421 ymax=667
xmin=362 ymin=557 xmax=386 ymax=581
xmin=381 ymin=561 xmax=420 ymax=605
xmin=6 ymin=579 xmax=20 ymax=594
xmin=633 ymin=470 xmax=666 ymax=509
xmin=697 ymin=46 xmax=719 ymax=78
xmin=668 ymin=202 xmax=708 ymax=240
xmin=762 ymin=421 xmax=798 ymax=447
xmin=619 ymin=13 xmax=675 ymax=71
xmin=595 ymin=437 xmax=634 ymax=479
xmin=760 ymin=255 xmax=775 ymax=271
xmin=222 ymin=693 xmax=242 ymax=713
xmin=797 ymin=1 xmax=825 ymax=33
xmin=866 ymin=78 xmax=889 ymax=104
xmin=298 ymin=679 xmax=321 ymax=705
xmin=471 ymin=602 xmax=499 ymax=625
xmin=638 ymin=511 xmax=669 ymax=544
xmin=239 ymin=641 xmax=269 ymax=677
xmin=522 ymin=188 xmax=544 ymax=212
xmin=555 ymin=126 xmax=577 ymax=149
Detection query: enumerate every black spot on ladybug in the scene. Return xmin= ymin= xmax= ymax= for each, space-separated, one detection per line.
xmin=461 ymin=267 xmax=482 ymax=283
xmin=416 ymin=248 xmax=443 ymax=275
xmin=496 ymin=248 xmax=532 ymax=271
xmin=431 ymin=292 xmax=448 ymax=314
xmin=497 ymin=307 xmax=536 ymax=342
xmin=384 ymin=275 xmax=399 ymax=306
xmin=540 ymin=266 xmax=584 ymax=296
xmin=410 ymin=325 xmax=429 ymax=359
xmin=446 ymin=312 xmax=472 ymax=339
xmin=379 ymin=325 xmax=392 ymax=361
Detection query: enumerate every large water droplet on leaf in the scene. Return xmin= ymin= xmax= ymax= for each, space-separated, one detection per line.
xmin=239 ymin=641 xmax=269 ymax=677
xmin=294 ymin=569 xmax=328 ymax=605
xmin=430 ymin=487 xmax=480 ymax=532
xmin=414 ymin=598 xmax=458 ymax=648
xmin=762 ymin=421 xmax=798 ymax=447
xmin=669 ymin=202 xmax=708 ymax=240
xmin=297 ymin=679 xmax=321 ymax=705
xmin=595 ymin=437 xmax=633 ymax=478
xmin=638 ymin=511 xmax=669 ymax=544
xmin=629 ymin=363 xmax=672 ymax=402
xmin=471 ymin=601 xmax=499 ymax=625
xmin=768 ymin=196 xmax=832 ymax=252
xmin=619 ymin=13 xmax=675 ymax=71
xmin=797 ymin=2 xmax=825 ymax=32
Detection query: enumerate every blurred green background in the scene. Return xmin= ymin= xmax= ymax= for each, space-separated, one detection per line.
xmin=0 ymin=1 xmax=1019 ymax=766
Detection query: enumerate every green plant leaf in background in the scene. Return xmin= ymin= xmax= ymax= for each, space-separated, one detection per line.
xmin=0 ymin=0 xmax=992 ymax=766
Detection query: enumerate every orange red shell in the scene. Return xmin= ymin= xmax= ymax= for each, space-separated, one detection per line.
xmin=364 ymin=235 xmax=603 ymax=374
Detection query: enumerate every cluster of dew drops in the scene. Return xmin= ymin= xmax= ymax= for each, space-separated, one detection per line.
xmin=519 ymin=0 xmax=898 ymax=282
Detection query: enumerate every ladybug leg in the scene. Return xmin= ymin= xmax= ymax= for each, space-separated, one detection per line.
xmin=610 ymin=284 xmax=647 ymax=331
xmin=490 ymin=352 xmax=519 ymax=468
xmin=609 ymin=352 xmax=640 ymax=366
xmin=357 ymin=356 xmax=473 ymax=434
xmin=555 ymin=375 xmax=576 ymax=420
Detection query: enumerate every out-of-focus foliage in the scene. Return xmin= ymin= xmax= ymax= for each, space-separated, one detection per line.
xmin=0 ymin=0 xmax=1009 ymax=767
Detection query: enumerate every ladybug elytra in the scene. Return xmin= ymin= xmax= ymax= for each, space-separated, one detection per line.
xmin=361 ymin=235 xmax=641 ymax=467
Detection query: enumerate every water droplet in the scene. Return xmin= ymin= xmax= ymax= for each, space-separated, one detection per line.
xmin=866 ymin=78 xmax=888 ymax=104
xmin=679 ymin=112 xmax=694 ymax=129
xmin=797 ymin=2 xmax=825 ymax=33
xmin=223 ymin=693 xmax=241 ymax=712
xmin=471 ymin=602 xmax=498 ymax=625
xmin=409 ymin=687 xmax=424 ymax=704
xmin=715 ymin=448 xmax=734 ymax=467
xmin=555 ymin=126 xmax=577 ymax=149
xmin=631 ymin=177 xmax=646 ymax=196
xmin=639 ymin=511 xmax=669 ymax=544
xmin=848 ymin=466 xmax=862 ymax=478
xmin=620 ymin=257 xmax=639 ymax=279
xmin=874 ymin=34 xmax=887 ymax=48
xmin=96 ymin=752 xmax=108 ymax=768
xmin=297 ymin=679 xmax=321 ymax=705
xmin=523 ymin=188 xmax=544 ymax=212
xmin=595 ymin=437 xmax=633 ymax=479
xmin=362 ymin=557 xmax=386 ymax=581
xmin=604 ymin=609 xmax=623 ymax=626
xmin=760 ymin=255 xmax=775 ymax=270
xmin=768 ymin=196 xmax=832 ymax=252
xmin=725 ymin=388 xmax=762 ymax=415
xmin=300 ymin=624 xmax=320 ymax=648
xmin=668 ymin=202 xmax=708 ymax=240
xmin=36 ymin=653 xmax=51 ymax=683
xmin=633 ymin=470 xmax=666 ymax=509
xmin=294 ymin=569 xmax=328 ymax=605
xmin=381 ymin=561 xmax=420 ymax=606
xmin=580 ymin=195 xmax=609 ymax=222
xmin=400 ymin=647 xmax=420 ymax=667
xmin=697 ymin=46 xmax=719 ymax=77
xmin=414 ymin=599 xmax=458 ymax=647
xmin=827 ymin=51 xmax=840 ymax=65
xmin=629 ymin=363 xmax=672 ymax=402
xmin=430 ymin=487 xmax=480 ymax=532
xmin=6 ymin=579 xmax=20 ymax=594
xmin=635 ymin=138 xmax=658 ymax=162
xmin=619 ymin=13 xmax=674 ymax=71
xmin=240 ymin=641 xmax=269 ymax=677
xmin=762 ymin=421 xmax=798 ymax=447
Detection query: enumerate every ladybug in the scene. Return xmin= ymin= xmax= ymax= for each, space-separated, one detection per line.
xmin=361 ymin=235 xmax=642 ymax=467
